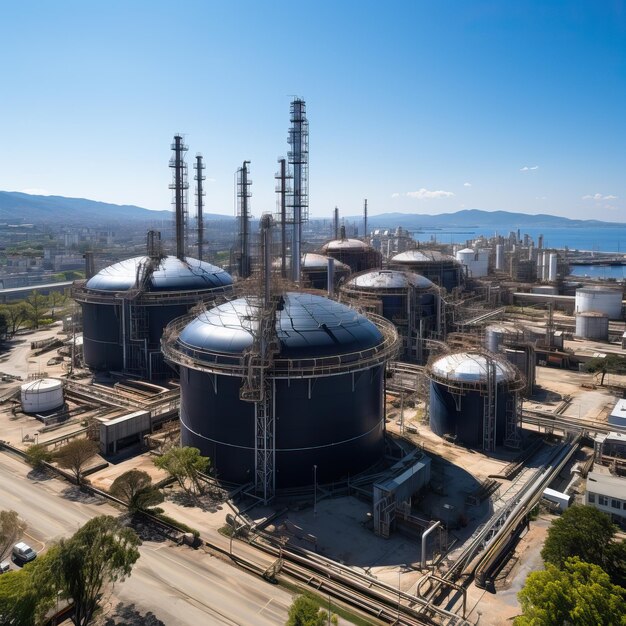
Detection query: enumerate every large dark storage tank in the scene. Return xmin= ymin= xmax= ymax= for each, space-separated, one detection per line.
xmin=73 ymin=255 xmax=232 ymax=379
xmin=320 ymin=238 xmax=382 ymax=273
xmin=340 ymin=269 xmax=439 ymax=364
xmin=163 ymin=291 xmax=400 ymax=488
xmin=427 ymin=352 xmax=523 ymax=449
xmin=390 ymin=250 xmax=462 ymax=292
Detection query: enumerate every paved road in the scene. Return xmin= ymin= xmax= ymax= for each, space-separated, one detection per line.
xmin=0 ymin=452 xmax=291 ymax=625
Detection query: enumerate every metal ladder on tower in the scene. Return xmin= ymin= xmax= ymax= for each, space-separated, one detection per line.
xmin=240 ymin=299 xmax=278 ymax=504
xmin=483 ymin=358 xmax=496 ymax=452
xmin=504 ymin=394 xmax=522 ymax=449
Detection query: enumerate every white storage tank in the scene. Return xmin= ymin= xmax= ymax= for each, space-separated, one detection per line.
xmin=575 ymin=311 xmax=609 ymax=340
xmin=20 ymin=378 xmax=64 ymax=413
xmin=531 ymin=285 xmax=558 ymax=295
xmin=455 ymin=248 xmax=488 ymax=278
xmin=548 ymin=253 xmax=558 ymax=282
xmin=575 ymin=287 xmax=623 ymax=320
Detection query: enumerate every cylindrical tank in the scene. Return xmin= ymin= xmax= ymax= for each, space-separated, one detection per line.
xmin=163 ymin=291 xmax=400 ymax=488
xmin=301 ymin=253 xmax=351 ymax=290
xmin=427 ymin=352 xmax=522 ymax=448
xmin=73 ymin=255 xmax=233 ymax=378
xmin=495 ymin=244 xmax=504 ymax=271
xmin=484 ymin=325 xmax=523 ymax=353
xmin=575 ymin=311 xmax=609 ymax=340
xmin=340 ymin=269 xmax=438 ymax=364
xmin=575 ymin=287 xmax=623 ymax=319
xmin=548 ymin=253 xmax=558 ymax=282
xmin=320 ymin=239 xmax=381 ymax=273
xmin=456 ymin=248 xmax=488 ymax=278
xmin=390 ymin=250 xmax=462 ymax=292
xmin=20 ymin=378 xmax=64 ymax=413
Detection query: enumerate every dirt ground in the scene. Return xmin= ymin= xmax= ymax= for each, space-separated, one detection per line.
xmin=463 ymin=515 xmax=553 ymax=625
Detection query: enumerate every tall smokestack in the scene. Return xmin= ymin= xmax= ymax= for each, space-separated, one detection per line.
xmin=363 ymin=199 xmax=368 ymax=240
xmin=194 ymin=154 xmax=205 ymax=261
xmin=334 ymin=207 xmax=339 ymax=240
xmin=169 ymin=135 xmax=188 ymax=260
xmin=236 ymin=161 xmax=252 ymax=279
xmin=275 ymin=158 xmax=289 ymax=278
xmin=287 ymin=98 xmax=308 ymax=283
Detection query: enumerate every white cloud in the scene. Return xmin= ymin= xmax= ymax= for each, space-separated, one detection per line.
xmin=405 ymin=188 xmax=455 ymax=200
xmin=20 ymin=188 xmax=51 ymax=195
xmin=582 ymin=193 xmax=618 ymax=201
xmin=520 ymin=165 xmax=539 ymax=172
xmin=463 ymin=182 xmax=472 ymax=188
xmin=536 ymin=196 xmax=547 ymax=200
xmin=391 ymin=192 xmax=400 ymax=198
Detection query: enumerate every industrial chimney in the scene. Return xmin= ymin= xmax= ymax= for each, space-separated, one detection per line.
xmin=169 ymin=135 xmax=189 ymax=260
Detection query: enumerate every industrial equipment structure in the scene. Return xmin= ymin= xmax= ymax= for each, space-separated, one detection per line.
xmin=20 ymin=378 xmax=64 ymax=413
xmin=73 ymin=136 xmax=233 ymax=380
xmin=340 ymin=269 xmax=440 ymax=364
xmin=426 ymin=351 xmax=524 ymax=450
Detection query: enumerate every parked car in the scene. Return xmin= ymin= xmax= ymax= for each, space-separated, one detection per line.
xmin=12 ymin=542 xmax=37 ymax=565
xmin=0 ymin=560 xmax=10 ymax=574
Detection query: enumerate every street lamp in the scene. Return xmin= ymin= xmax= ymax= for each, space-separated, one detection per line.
xmin=313 ymin=464 xmax=317 ymax=516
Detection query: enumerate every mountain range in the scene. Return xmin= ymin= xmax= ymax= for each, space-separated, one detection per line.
xmin=346 ymin=209 xmax=623 ymax=230
xmin=0 ymin=191 xmax=231 ymax=224
xmin=1 ymin=191 xmax=622 ymax=229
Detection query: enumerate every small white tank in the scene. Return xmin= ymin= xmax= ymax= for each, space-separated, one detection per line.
xmin=575 ymin=287 xmax=623 ymax=319
xmin=20 ymin=378 xmax=64 ymax=413
xmin=575 ymin=311 xmax=609 ymax=340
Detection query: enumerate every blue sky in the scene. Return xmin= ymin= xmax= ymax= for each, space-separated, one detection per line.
xmin=1 ymin=1 xmax=625 ymax=221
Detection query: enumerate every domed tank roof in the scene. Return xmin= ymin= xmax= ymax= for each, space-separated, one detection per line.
xmin=346 ymin=269 xmax=434 ymax=291
xmin=302 ymin=253 xmax=350 ymax=271
xmin=272 ymin=253 xmax=350 ymax=272
xmin=177 ymin=291 xmax=383 ymax=359
xmin=430 ymin=352 xmax=515 ymax=383
xmin=392 ymin=250 xmax=454 ymax=263
xmin=321 ymin=238 xmax=370 ymax=252
xmin=86 ymin=255 xmax=233 ymax=292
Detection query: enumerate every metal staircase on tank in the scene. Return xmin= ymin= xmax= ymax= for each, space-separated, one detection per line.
xmin=482 ymin=358 xmax=496 ymax=452
xmin=240 ymin=298 xmax=279 ymax=504
xmin=504 ymin=394 xmax=522 ymax=449
xmin=124 ymin=259 xmax=153 ymax=377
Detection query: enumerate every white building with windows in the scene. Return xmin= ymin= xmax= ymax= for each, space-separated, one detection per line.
xmin=585 ymin=469 xmax=626 ymax=526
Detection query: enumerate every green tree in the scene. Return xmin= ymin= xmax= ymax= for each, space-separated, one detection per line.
xmin=25 ymin=443 xmax=53 ymax=470
xmin=541 ymin=505 xmax=619 ymax=573
xmin=109 ymin=470 xmax=164 ymax=514
xmin=0 ymin=309 xmax=8 ymax=340
xmin=54 ymin=438 xmax=99 ymax=484
xmin=0 ymin=510 xmax=27 ymax=561
xmin=48 ymin=290 xmax=68 ymax=319
xmin=286 ymin=595 xmax=328 ymax=626
xmin=25 ymin=291 xmax=48 ymax=330
xmin=0 ymin=547 xmax=61 ymax=626
xmin=57 ymin=515 xmax=141 ymax=626
xmin=515 ymin=557 xmax=626 ymax=626
xmin=585 ymin=353 xmax=626 ymax=386
xmin=153 ymin=447 xmax=210 ymax=497
xmin=1 ymin=302 xmax=29 ymax=336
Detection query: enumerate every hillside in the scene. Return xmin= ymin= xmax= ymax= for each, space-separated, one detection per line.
xmin=0 ymin=191 xmax=231 ymax=224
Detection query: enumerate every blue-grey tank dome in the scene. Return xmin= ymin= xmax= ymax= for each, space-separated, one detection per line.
xmin=86 ymin=255 xmax=233 ymax=292
xmin=346 ymin=270 xmax=434 ymax=290
xmin=177 ymin=291 xmax=383 ymax=359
